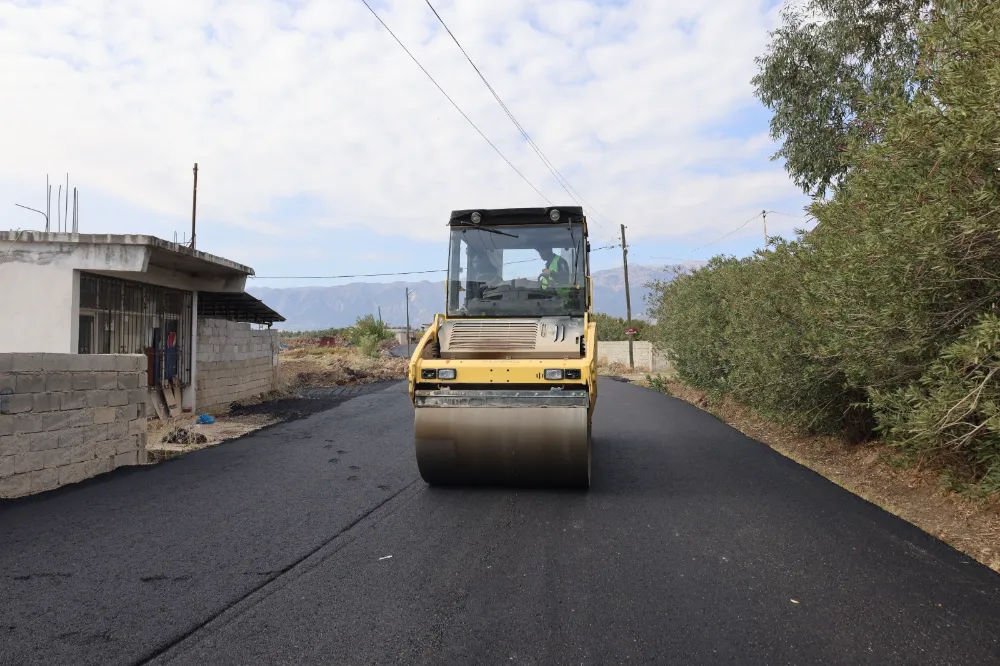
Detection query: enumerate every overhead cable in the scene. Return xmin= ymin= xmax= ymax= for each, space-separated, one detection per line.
xmin=358 ymin=0 xmax=552 ymax=205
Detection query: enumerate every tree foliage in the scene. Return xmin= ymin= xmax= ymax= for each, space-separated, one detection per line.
xmin=752 ymin=0 xmax=931 ymax=196
xmin=592 ymin=312 xmax=650 ymax=341
xmin=655 ymin=0 xmax=1000 ymax=489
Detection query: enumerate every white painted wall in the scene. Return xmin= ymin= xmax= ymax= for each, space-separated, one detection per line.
xmin=0 ymin=262 xmax=76 ymax=353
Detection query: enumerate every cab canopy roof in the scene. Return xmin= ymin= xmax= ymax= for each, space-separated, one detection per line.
xmin=448 ymin=206 xmax=585 ymax=227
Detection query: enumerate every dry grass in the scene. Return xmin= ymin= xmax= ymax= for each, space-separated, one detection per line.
xmin=279 ymin=345 xmax=408 ymax=388
xmin=649 ymin=378 xmax=1000 ymax=573
xmin=146 ymin=411 xmax=280 ymax=461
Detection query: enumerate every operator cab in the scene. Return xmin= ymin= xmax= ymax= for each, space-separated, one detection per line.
xmin=446 ymin=207 xmax=590 ymax=318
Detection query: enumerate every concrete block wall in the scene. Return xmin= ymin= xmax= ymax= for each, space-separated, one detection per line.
xmin=196 ymin=318 xmax=279 ymax=414
xmin=0 ymin=353 xmax=148 ymax=499
xmin=597 ymin=341 xmax=672 ymax=373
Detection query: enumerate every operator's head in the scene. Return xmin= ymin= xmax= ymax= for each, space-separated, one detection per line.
xmin=536 ymin=246 xmax=554 ymax=260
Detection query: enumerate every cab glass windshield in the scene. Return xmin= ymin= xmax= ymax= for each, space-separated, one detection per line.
xmin=446 ymin=223 xmax=587 ymax=317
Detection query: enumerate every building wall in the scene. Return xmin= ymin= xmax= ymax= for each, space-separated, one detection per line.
xmin=0 ymin=353 xmax=148 ymax=499
xmin=196 ymin=318 xmax=279 ymax=413
xmin=0 ymin=262 xmax=77 ymax=353
xmin=597 ymin=341 xmax=672 ymax=373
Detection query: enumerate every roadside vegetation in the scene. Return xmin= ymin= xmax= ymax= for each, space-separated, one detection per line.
xmin=648 ymin=0 xmax=1000 ymax=499
xmin=592 ymin=312 xmax=650 ymax=341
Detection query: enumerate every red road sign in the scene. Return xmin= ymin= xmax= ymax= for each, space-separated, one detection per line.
xmin=625 ymin=328 xmax=637 ymax=335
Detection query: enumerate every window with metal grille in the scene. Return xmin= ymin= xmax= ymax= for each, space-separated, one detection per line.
xmin=78 ymin=272 xmax=193 ymax=387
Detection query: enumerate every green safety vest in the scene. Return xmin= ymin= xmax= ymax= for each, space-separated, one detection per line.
xmin=540 ymin=256 xmax=562 ymax=290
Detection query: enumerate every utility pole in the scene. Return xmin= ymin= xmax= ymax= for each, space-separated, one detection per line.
xmin=621 ymin=223 xmax=634 ymax=370
xmin=762 ymin=209 xmax=767 ymax=251
xmin=191 ymin=163 xmax=199 ymax=249
xmin=405 ymin=287 xmax=411 ymax=358
xmin=377 ymin=306 xmax=382 ymax=324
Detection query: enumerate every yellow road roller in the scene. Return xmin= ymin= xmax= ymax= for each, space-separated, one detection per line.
xmin=408 ymin=206 xmax=597 ymax=488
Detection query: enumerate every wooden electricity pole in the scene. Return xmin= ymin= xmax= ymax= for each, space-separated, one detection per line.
xmin=762 ymin=209 xmax=767 ymax=250
xmin=621 ymin=223 xmax=634 ymax=369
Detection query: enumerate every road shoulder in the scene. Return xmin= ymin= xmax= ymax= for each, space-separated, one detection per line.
xmin=624 ymin=376 xmax=1000 ymax=575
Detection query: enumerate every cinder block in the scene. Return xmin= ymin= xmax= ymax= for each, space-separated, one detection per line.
xmin=108 ymin=419 xmax=128 ymax=440
xmin=2 ymin=393 xmax=33 ymax=415
xmin=135 ymin=432 xmax=147 ymax=452
xmin=16 ymin=374 xmax=47 ymax=394
xmin=12 ymin=413 xmax=47 ymax=435
xmin=92 ymin=407 xmax=116 ymax=425
xmin=0 ymin=373 xmax=15 ymax=392
xmin=0 ymin=472 xmax=30 ymax=498
xmin=14 ymin=450 xmax=45 ymax=474
xmin=40 ymin=354 xmax=73 ymax=372
xmin=114 ymin=450 xmax=138 ymax=468
xmin=0 ymin=355 xmax=12 ymax=373
xmin=67 ymin=354 xmax=95 ymax=372
xmin=117 ymin=373 xmax=139 ymax=390
xmin=94 ymin=439 xmax=117 ymax=459
xmin=67 ymin=443 xmax=95 ymax=464
xmin=95 ymin=372 xmax=118 ymax=390
xmin=115 ymin=404 xmax=138 ymax=421
xmin=43 ymin=446 xmax=74 ymax=468
xmin=59 ymin=391 xmax=87 ymax=410
xmin=0 ymin=455 xmax=13 ymax=479
xmin=129 ymin=388 xmax=147 ymax=405
xmin=84 ymin=456 xmax=113 ymax=477
xmin=91 ymin=355 xmax=118 ymax=372
xmin=0 ymin=434 xmax=31 ymax=456
xmin=128 ymin=418 xmax=146 ymax=436
xmin=107 ymin=390 xmax=129 ymax=407
xmin=72 ymin=374 xmax=98 ymax=391
xmin=28 ymin=467 xmax=60 ymax=493
xmin=138 ymin=373 xmax=148 ymax=388
xmin=57 ymin=428 xmax=86 ymax=449
xmin=85 ymin=390 xmax=111 ymax=409
xmin=46 ymin=373 xmax=73 ymax=392
xmin=43 ymin=409 xmax=94 ymax=432
xmin=30 ymin=431 xmax=61 ymax=452
xmin=58 ymin=461 xmax=91 ymax=486
xmin=83 ymin=424 xmax=109 ymax=443
xmin=114 ymin=437 xmax=137 ymax=454
xmin=12 ymin=354 xmax=45 ymax=372
xmin=31 ymin=392 xmax=61 ymax=413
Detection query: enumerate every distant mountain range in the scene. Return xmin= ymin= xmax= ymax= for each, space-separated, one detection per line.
xmin=248 ymin=263 xmax=703 ymax=331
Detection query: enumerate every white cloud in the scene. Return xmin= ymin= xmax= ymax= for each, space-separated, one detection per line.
xmin=0 ymin=0 xmax=806 ymax=251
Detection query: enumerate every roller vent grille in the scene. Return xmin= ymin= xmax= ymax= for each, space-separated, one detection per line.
xmin=448 ymin=321 xmax=538 ymax=351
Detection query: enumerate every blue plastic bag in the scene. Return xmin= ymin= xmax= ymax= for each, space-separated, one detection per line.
xmin=197 ymin=414 xmax=215 ymax=425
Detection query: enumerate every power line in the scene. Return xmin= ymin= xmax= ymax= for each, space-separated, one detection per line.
xmin=643 ymin=212 xmax=765 ymax=261
xmin=422 ymin=0 xmax=614 ymax=236
xmin=250 ymin=245 xmax=620 ymax=280
xmin=358 ymin=0 xmax=552 ymax=205
xmin=251 ymin=268 xmax=447 ymax=280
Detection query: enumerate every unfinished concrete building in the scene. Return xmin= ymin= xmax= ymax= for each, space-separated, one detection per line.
xmin=0 ymin=232 xmax=285 ymax=415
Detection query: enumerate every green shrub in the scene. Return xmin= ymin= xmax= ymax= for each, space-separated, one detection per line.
xmin=346 ymin=315 xmax=393 ymax=348
xmin=592 ymin=312 xmax=649 ymax=341
xmin=648 ymin=0 xmax=1000 ymax=488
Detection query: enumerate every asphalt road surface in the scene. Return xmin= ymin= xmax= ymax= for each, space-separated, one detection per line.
xmin=2 ymin=379 xmax=1000 ymax=665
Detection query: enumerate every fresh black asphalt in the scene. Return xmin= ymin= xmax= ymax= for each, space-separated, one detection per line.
xmin=2 ymin=379 xmax=999 ymax=665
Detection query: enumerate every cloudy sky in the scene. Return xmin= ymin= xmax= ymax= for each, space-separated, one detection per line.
xmin=1 ymin=0 xmax=812 ymax=286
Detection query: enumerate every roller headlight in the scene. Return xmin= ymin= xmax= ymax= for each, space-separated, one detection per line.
xmin=471 ymin=212 xmax=482 ymax=224
xmin=544 ymin=369 xmax=564 ymax=380
xmin=549 ymin=209 xmax=560 ymax=222
xmin=421 ymin=369 xmax=437 ymax=379
xmin=565 ymin=369 xmax=581 ymax=380
xmin=437 ymin=368 xmax=457 ymax=380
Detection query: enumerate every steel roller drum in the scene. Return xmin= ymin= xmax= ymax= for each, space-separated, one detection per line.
xmin=414 ymin=405 xmax=591 ymax=488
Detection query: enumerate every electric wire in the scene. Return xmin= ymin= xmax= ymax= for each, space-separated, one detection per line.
xmin=358 ymin=0 xmax=552 ymax=205
xmin=422 ymin=0 xmax=615 ymax=237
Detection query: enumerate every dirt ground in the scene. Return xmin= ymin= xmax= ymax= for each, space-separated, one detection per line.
xmin=628 ymin=374 xmax=1000 ymax=574
xmin=145 ymin=346 xmax=408 ymax=462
